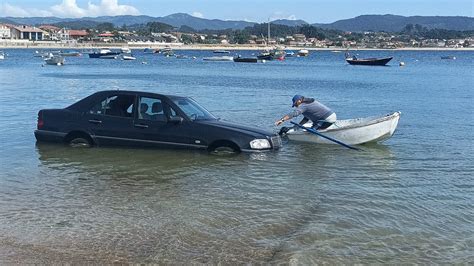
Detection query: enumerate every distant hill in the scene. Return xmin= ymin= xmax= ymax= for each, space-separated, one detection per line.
xmin=1 ymin=14 xmax=473 ymax=32
xmin=315 ymin=15 xmax=474 ymax=32
xmin=154 ymin=13 xmax=255 ymax=30
xmin=271 ymin=19 xmax=308 ymax=27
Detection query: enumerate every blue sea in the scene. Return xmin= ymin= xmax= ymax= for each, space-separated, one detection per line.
xmin=0 ymin=48 xmax=472 ymax=263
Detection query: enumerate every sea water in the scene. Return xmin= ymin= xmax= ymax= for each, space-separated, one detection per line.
xmin=0 ymin=49 xmax=472 ymax=263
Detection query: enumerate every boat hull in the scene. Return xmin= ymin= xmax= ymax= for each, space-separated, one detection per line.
xmin=234 ymin=57 xmax=258 ymax=63
xmin=346 ymin=57 xmax=393 ymax=66
xmin=44 ymin=56 xmax=65 ymax=65
xmin=286 ymin=112 xmax=401 ymax=145
xmin=203 ymin=56 xmax=234 ymax=61
xmin=89 ymin=52 xmax=120 ymax=59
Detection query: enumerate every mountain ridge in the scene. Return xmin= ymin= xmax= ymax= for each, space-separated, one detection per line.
xmin=0 ymin=14 xmax=472 ymax=32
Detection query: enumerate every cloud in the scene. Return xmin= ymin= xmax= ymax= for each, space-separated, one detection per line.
xmin=270 ymin=11 xmax=297 ymax=21
xmin=192 ymin=11 xmax=204 ymax=18
xmin=0 ymin=0 xmax=140 ymax=18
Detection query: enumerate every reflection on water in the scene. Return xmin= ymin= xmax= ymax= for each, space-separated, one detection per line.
xmin=1 ymin=49 xmax=473 ymax=263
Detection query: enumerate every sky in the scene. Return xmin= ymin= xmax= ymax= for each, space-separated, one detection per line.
xmin=0 ymin=0 xmax=472 ymax=23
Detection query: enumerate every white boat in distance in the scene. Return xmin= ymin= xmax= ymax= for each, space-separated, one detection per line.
xmin=203 ymin=56 xmax=234 ymax=61
xmin=0 ymin=51 xmax=4 ymax=60
xmin=44 ymin=53 xmax=65 ymax=65
xmin=121 ymin=55 xmax=136 ymax=60
xmin=298 ymin=49 xmax=309 ymax=56
xmin=286 ymin=112 xmax=401 ymax=145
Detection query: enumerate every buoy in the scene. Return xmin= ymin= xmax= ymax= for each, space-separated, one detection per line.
xmin=399 ymin=62 xmax=405 ymax=66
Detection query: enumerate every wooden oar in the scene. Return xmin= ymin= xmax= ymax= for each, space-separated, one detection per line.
xmin=290 ymin=121 xmax=361 ymax=151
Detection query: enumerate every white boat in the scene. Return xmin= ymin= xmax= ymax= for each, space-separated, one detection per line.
xmin=297 ymin=49 xmax=309 ymax=57
xmin=59 ymin=50 xmax=81 ymax=56
xmin=286 ymin=112 xmax=401 ymax=145
xmin=44 ymin=53 xmax=65 ymax=65
xmin=121 ymin=55 xmax=136 ymax=60
xmin=203 ymin=56 xmax=234 ymax=61
xmin=121 ymin=47 xmax=132 ymax=54
xmin=0 ymin=51 xmax=4 ymax=60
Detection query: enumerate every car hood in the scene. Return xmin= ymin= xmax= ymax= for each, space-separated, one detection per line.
xmin=197 ymin=119 xmax=274 ymax=137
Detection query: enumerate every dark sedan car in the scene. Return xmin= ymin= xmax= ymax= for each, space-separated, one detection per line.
xmin=35 ymin=90 xmax=282 ymax=153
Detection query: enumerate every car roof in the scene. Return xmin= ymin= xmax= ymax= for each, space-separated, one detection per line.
xmin=66 ymin=90 xmax=189 ymax=111
xmin=96 ymin=90 xmax=187 ymax=100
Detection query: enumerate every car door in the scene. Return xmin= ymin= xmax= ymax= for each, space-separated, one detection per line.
xmin=82 ymin=93 xmax=138 ymax=146
xmin=132 ymin=96 xmax=201 ymax=149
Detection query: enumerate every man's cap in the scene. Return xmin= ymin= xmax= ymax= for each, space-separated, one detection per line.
xmin=292 ymin=95 xmax=304 ymax=107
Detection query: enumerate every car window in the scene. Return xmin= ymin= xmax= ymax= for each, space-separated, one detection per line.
xmin=138 ymin=97 xmax=166 ymax=122
xmin=89 ymin=94 xmax=135 ymax=118
xmin=172 ymin=98 xmax=216 ymax=121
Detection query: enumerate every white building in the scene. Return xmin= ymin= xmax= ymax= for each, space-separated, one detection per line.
xmin=0 ymin=24 xmax=11 ymax=39
xmin=10 ymin=25 xmax=45 ymax=40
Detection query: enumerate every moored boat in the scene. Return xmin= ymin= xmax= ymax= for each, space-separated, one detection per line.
xmin=257 ymin=48 xmax=286 ymax=60
xmin=88 ymin=49 xmax=120 ymax=59
xmin=213 ymin=50 xmax=231 ymax=54
xmin=0 ymin=51 xmax=4 ymax=60
xmin=44 ymin=53 xmax=65 ymax=65
xmin=121 ymin=55 xmax=136 ymax=60
xmin=346 ymin=56 xmax=393 ymax=66
xmin=285 ymin=112 xmax=401 ymax=145
xmin=441 ymin=56 xmax=456 ymax=60
xmin=121 ymin=47 xmax=132 ymax=54
xmin=203 ymin=56 xmax=234 ymax=61
xmin=143 ymin=48 xmax=156 ymax=54
xmin=297 ymin=49 xmax=309 ymax=57
xmin=59 ymin=50 xmax=81 ymax=56
xmin=233 ymin=56 xmax=258 ymax=63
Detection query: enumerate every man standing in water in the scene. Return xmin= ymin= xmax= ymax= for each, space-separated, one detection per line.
xmin=275 ymin=95 xmax=337 ymax=130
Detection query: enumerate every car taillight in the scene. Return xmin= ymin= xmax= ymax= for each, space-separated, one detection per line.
xmin=37 ymin=111 xmax=44 ymax=129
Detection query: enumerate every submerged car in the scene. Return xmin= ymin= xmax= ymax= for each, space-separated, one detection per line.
xmin=35 ymin=90 xmax=281 ymax=153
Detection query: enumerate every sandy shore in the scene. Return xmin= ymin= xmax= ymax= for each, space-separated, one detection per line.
xmin=1 ymin=40 xmax=473 ymax=51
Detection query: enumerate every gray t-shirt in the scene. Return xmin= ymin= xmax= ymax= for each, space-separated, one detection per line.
xmin=287 ymin=100 xmax=334 ymax=122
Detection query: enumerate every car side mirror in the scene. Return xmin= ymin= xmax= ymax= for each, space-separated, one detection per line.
xmin=168 ymin=116 xmax=184 ymax=124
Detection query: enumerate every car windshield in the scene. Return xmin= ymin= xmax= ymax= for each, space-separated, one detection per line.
xmin=172 ymin=98 xmax=217 ymax=121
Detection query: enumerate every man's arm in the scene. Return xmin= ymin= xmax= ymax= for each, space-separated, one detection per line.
xmin=275 ymin=108 xmax=304 ymax=126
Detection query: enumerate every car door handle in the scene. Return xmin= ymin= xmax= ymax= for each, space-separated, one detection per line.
xmin=88 ymin=119 xmax=102 ymax=124
xmin=134 ymin=124 xmax=149 ymax=128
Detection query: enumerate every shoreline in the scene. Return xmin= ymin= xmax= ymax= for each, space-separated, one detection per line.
xmin=0 ymin=41 xmax=473 ymax=51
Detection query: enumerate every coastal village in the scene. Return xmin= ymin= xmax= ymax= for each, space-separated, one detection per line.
xmin=0 ymin=22 xmax=472 ymax=49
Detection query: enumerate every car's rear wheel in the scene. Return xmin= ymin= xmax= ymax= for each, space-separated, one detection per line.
xmin=65 ymin=132 xmax=94 ymax=148
xmin=69 ymin=137 xmax=92 ymax=148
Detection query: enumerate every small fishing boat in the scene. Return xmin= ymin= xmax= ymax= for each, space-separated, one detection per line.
xmin=121 ymin=55 xmax=136 ymax=60
xmin=203 ymin=56 xmax=234 ymax=61
xmin=285 ymin=112 xmax=401 ymax=145
xmin=285 ymin=51 xmax=295 ymax=57
xmin=441 ymin=56 xmax=456 ymax=60
xmin=121 ymin=47 xmax=132 ymax=54
xmin=44 ymin=53 xmax=65 ymax=65
xmin=257 ymin=49 xmax=286 ymax=60
xmin=0 ymin=51 xmax=4 ymax=60
xmin=143 ymin=48 xmax=156 ymax=54
xmin=34 ymin=51 xmax=50 ymax=58
xmin=346 ymin=56 xmax=393 ymax=66
xmin=88 ymin=49 xmax=120 ymax=59
xmin=59 ymin=50 xmax=81 ymax=57
xmin=233 ymin=56 xmax=258 ymax=63
xmin=175 ymin=54 xmax=189 ymax=59
xmin=297 ymin=49 xmax=309 ymax=57
xmin=213 ymin=50 xmax=231 ymax=54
